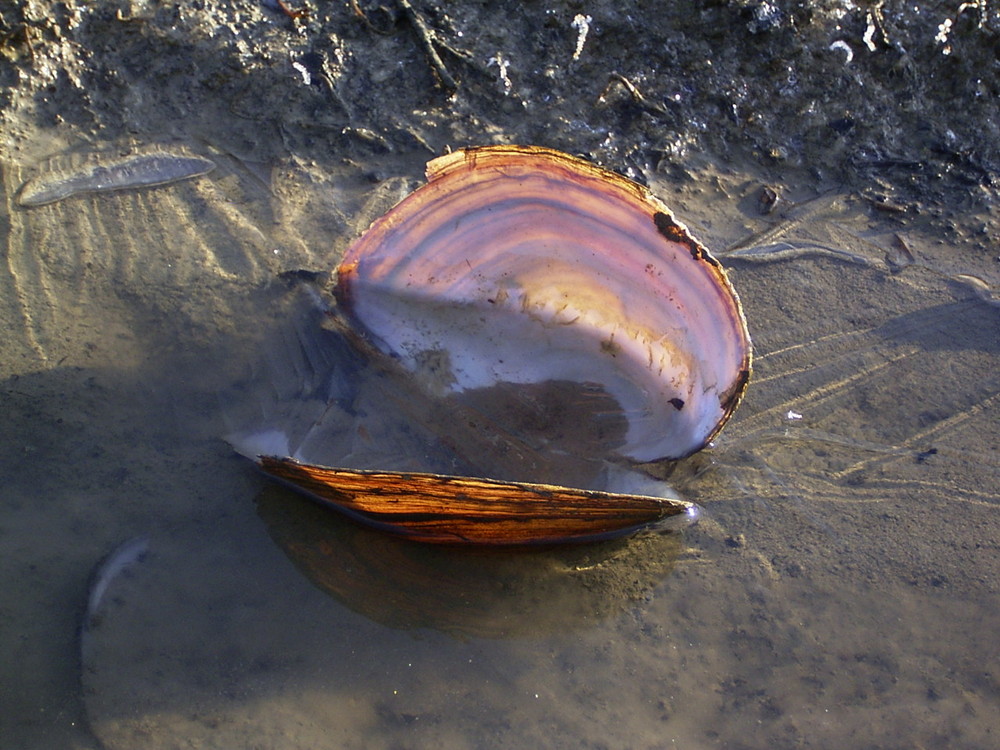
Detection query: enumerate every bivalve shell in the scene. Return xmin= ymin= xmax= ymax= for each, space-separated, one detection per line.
xmin=249 ymin=146 xmax=752 ymax=544
xmin=336 ymin=146 xmax=751 ymax=462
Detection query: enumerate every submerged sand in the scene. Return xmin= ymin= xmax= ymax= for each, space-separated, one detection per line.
xmin=0 ymin=2 xmax=997 ymax=748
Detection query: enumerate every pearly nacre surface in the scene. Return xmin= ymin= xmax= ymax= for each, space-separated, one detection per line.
xmin=336 ymin=146 xmax=752 ymax=462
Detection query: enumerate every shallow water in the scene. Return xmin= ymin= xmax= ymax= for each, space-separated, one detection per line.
xmin=1 ymin=139 xmax=997 ymax=750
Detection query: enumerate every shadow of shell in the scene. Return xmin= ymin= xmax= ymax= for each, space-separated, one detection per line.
xmin=255 ymin=484 xmax=682 ymax=639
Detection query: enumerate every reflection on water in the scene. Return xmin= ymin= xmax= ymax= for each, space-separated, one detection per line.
xmin=256 ymin=484 xmax=682 ymax=638
xmin=1 ymin=147 xmax=998 ymax=749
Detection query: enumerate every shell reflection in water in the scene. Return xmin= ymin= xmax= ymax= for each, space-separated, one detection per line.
xmin=256 ymin=484 xmax=684 ymax=638
xmin=238 ymin=146 xmax=752 ymax=545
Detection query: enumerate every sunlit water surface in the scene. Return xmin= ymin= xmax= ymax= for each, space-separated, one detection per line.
xmin=1 ymin=146 xmax=998 ymax=749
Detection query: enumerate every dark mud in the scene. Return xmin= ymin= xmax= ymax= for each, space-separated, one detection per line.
xmin=2 ymin=1 xmax=999 ymax=212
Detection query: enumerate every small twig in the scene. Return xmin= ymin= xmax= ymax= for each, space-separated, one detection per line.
xmin=275 ymin=0 xmax=308 ymax=20
xmin=598 ymin=72 xmax=670 ymax=117
xmin=349 ymin=0 xmax=394 ymax=35
xmin=398 ymin=0 xmax=457 ymax=91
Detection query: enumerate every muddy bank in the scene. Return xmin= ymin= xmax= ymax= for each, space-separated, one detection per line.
xmin=2 ymin=1 xmax=998 ymax=215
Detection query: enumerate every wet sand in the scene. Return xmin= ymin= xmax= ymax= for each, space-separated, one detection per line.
xmin=1 ymin=2 xmax=998 ymax=748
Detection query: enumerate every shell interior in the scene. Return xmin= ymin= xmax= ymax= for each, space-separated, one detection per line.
xmin=336 ymin=146 xmax=751 ymax=463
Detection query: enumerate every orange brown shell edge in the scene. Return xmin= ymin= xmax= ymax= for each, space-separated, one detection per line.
xmin=258 ymin=456 xmax=699 ymax=546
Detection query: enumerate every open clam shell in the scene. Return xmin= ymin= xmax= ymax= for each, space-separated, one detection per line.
xmin=249 ymin=146 xmax=752 ymax=545
xmin=259 ymin=458 xmax=699 ymax=545
xmin=336 ymin=146 xmax=751 ymax=462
